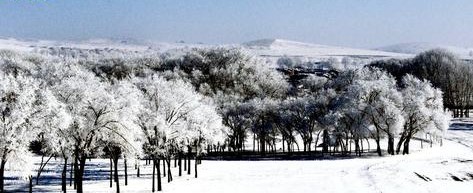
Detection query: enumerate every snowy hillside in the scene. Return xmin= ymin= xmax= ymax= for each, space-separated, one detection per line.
xmin=242 ymin=39 xmax=410 ymax=61
xmin=0 ymin=37 xmax=214 ymax=54
xmin=0 ymin=37 xmax=410 ymax=62
xmin=377 ymin=42 xmax=473 ymax=59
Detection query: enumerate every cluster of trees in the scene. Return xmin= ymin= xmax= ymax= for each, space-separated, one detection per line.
xmin=0 ymin=46 xmax=452 ymax=192
xmin=370 ymin=49 xmax=473 ymax=117
xmin=0 ymin=49 xmax=229 ymax=193
xmin=217 ymin=66 xmax=450 ymax=157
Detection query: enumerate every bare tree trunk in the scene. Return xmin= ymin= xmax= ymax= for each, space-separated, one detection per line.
xmin=1 ymin=159 xmax=6 ymax=193
xmin=375 ymin=139 xmax=382 ymax=156
xmin=178 ymin=153 xmax=182 ymax=176
xmin=36 ymin=155 xmax=53 ymax=185
xmin=124 ymin=158 xmax=128 ymax=186
xmin=62 ymin=158 xmax=68 ymax=193
xmin=156 ymin=159 xmax=161 ymax=191
xmin=183 ymin=155 xmax=187 ymax=171
xmin=354 ymin=138 xmax=360 ymax=156
xmin=76 ymin=156 xmax=86 ymax=193
xmin=69 ymin=162 xmax=73 ymax=187
xmin=167 ymin=159 xmax=172 ymax=183
xmin=163 ymin=158 xmax=166 ymax=177
xmin=282 ymin=137 xmax=285 ymax=152
xmin=403 ymin=137 xmax=411 ymax=154
xmin=152 ymin=159 xmax=155 ymax=192
xmin=253 ymin=133 xmax=256 ymax=152
xmin=322 ymin=129 xmax=329 ymax=154
xmin=109 ymin=158 xmax=113 ymax=188
xmin=113 ymin=157 xmax=120 ymax=193
xmin=387 ymin=135 xmax=394 ymax=155
xmin=73 ymin=156 xmax=78 ymax=190
xmin=187 ymin=147 xmax=191 ymax=175
xmin=29 ymin=175 xmax=32 ymax=193
xmin=194 ymin=156 xmax=198 ymax=178
xmin=396 ymin=134 xmax=406 ymax=154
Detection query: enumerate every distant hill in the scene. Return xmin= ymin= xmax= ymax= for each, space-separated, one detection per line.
xmin=242 ymin=38 xmax=408 ymax=59
xmin=376 ymin=42 xmax=473 ymax=59
xmin=0 ymin=37 xmax=411 ymax=66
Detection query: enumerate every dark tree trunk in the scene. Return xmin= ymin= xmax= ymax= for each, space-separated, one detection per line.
xmin=178 ymin=154 xmax=182 ymax=176
xmin=259 ymin=137 xmax=266 ymax=155
xmin=29 ymin=175 xmax=32 ymax=193
xmin=403 ymin=137 xmax=411 ymax=154
xmin=166 ymin=159 xmax=172 ymax=183
xmin=183 ymin=156 xmax=187 ymax=171
xmin=322 ymin=129 xmax=329 ymax=154
xmin=36 ymin=155 xmax=53 ymax=185
xmin=109 ymin=158 xmax=113 ymax=188
xmin=253 ymin=133 xmax=256 ymax=152
xmin=73 ymin=156 xmax=78 ymax=190
xmin=76 ymin=156 xmax=86 ymax=193
xmin=113 ymin=157 xmax=120 ymax=193
xmin=124 ymin=158 xmax=128 ymax=186
xmin=156 ymin=159 xmax=162 ymax=191
xmin=152 ymin=159 xmax=155 ymax=192
xmin=194 ymin=156 xmax=198 ymax=178
xmin=137 ymin=164 xmax=140 ymax=178
xmin=62 ymin=158 xmax=68 ymax=193
xmin=396 ymin=134 xmax=406 ymax=154
xmin=0 ymin=159 xmax=6 ymax=193
xmin=375 ymin=139 xmax=382 ymax=156
xmin=163 ymin=158 xmax=166 ymax=177
xmin=387 ymin=135 xmax=395 ymax=155
xmin=69 ymin=162 xmax=73 ymax=187
xmin=187 ymin=147 xmax=191 ymax=175
xmin=354 ymin=138 xmax=361 ymax=156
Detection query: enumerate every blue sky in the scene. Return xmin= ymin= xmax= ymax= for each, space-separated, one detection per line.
xmin=0 ymin=0 xmax=472 ymax=48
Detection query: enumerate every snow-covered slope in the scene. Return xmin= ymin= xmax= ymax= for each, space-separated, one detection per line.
xmin=0 ymin=37 xmax=217 ymax=54
xmin=243 ymin=39 xmax=409 ymax=59
xmin=377 ymin=42 xmax=473 ymax=59
xmin=0 ymin=37 xmax=153 ymax=52
xmin=0 ymin=37 xmax=411 ymax=67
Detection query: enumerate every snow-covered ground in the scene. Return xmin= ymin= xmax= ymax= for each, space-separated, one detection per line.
xmin=4 ymin=127 xmax=473 ymax=193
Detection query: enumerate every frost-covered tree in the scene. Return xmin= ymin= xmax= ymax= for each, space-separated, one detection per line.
xmin=396 ymin=75 xmax=450 ymax=154
xmin=0 ymin=72 xmax=39 ymax=192
xmin=133 ymin=75 xmax=227 ymax=190
xmin=220 ymin=102 xmax=253 ymax=152
xmin=343 ymin=68 xmax=404 ymax=156
xmin=282 ymin=95 xmax=331 ymax=152
xmin=49 ymin=65 xmax=140 ymax=193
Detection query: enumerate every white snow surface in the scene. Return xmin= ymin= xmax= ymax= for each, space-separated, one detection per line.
xmin=4 ymin=128 xmax=473 ymax=193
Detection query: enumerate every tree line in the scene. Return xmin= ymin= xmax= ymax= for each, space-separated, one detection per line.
xmin=370 ymin=49 xmax=473 ymax=118
xmin=0 ymin=47 xmax=452 ymax=192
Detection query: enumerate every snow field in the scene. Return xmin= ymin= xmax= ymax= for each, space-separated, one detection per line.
xmin=4 ymin=130 xmax=473 ymax=193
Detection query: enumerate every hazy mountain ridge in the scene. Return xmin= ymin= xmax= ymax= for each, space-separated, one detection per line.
xmin=377 ymin=42 xmax=473 ymax=59
xmin=242 ymin=38 xmax=407 ymax=58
